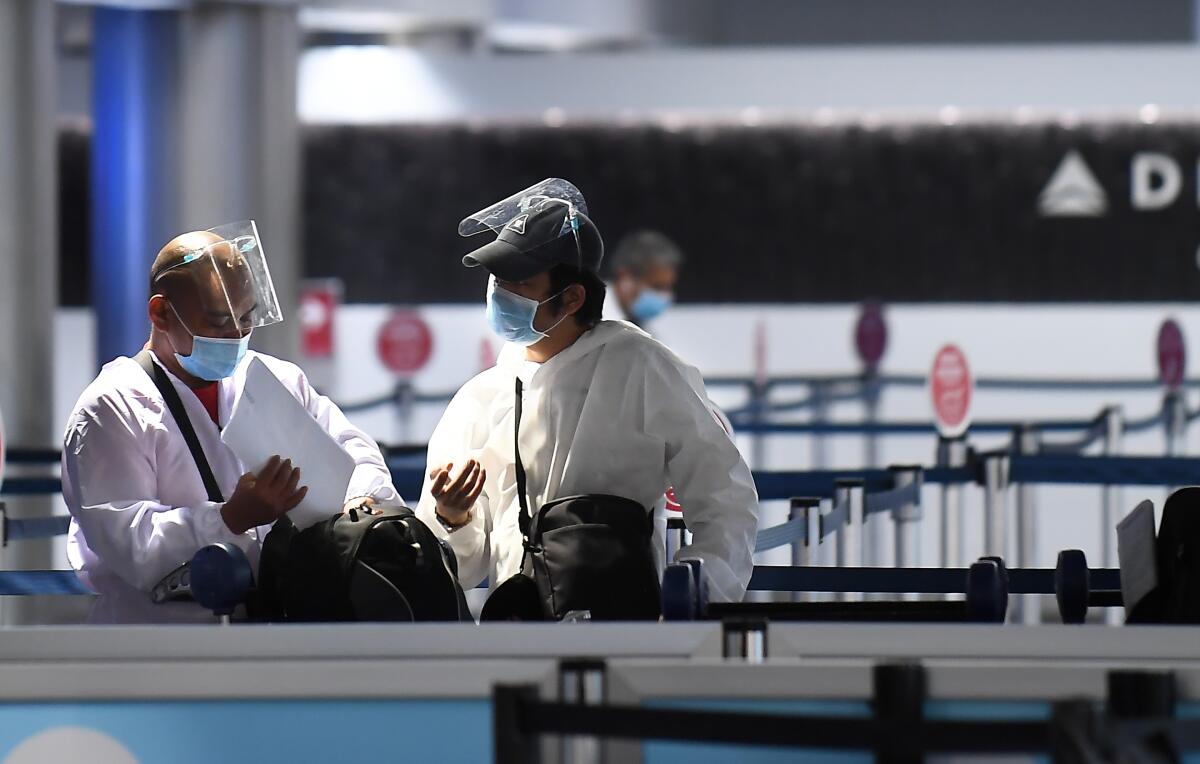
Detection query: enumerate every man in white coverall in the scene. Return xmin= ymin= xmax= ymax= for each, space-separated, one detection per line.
xmin=62 ymin=222 xmax=399 ymax=622
xmin=416 ymin=180 xmax=758 ymax=604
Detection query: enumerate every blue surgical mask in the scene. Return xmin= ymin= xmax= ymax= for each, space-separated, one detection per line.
xmin=486 ymin=277 xmax=567 ymax=347
xmin=630 ymin=288 xmax=673 ymax=324
xmin=169 ymin=303 xmax=250 ymax=381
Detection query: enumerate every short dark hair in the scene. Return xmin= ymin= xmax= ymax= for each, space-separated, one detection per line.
xmin=607 ymin=231 xmax=684 ymax=278
xmin=547 ymin=264 xmax=606 ymax=330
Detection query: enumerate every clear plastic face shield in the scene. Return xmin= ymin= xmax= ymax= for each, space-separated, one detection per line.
xmin=458 ymin=178 xmax=587 ymax=272
xmin=152 ymin=220 xmax=282 ymax=338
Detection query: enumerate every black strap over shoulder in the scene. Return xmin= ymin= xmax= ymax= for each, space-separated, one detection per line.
xmin=135 ymin=350 xmax=225 ymax=503
xmin=514 ymin=376 xmax=531 ymax=539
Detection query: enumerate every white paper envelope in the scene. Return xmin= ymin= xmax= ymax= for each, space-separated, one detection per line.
xmin=221 ymin=357 xmax=354 ymax=530
xmin=1116 ymin=499 xmax=1158 ymax=616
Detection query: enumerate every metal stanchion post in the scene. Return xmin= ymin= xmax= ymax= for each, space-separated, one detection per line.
xmin=863 ymin=373 xmax=881 ymax=469
xmin=559 ymin=659 xmax=606 ymax=764
xmin=982 ymin=453 xmax=1010 ymax=562
xmin=1013 ymin=425 xmax=1041 ymax=625
xmin=789 ymin=497 xmax=820 ymax=603
xmin=1101 ymin=406 xmax=1125 ymax=627
xmin=1100 ymin=407 xmax=1124 ymax=568
xmin=814 ymin=497 xmax=833 ymax=602
xmin=811 ymin=382 xmax=829 ymax=470
xmin=834 ymin=479 xmax=864 ymax=602
xmin=1164 ymin=390 xmax=1186 ymax=457
xmin=722 ymin=618 xmax=768 ymax=663
xmin=936 ymin=436 xmax=968 ymax=568
xmin=750 ymin=379 xmax=767 ymax=470
xmin=890 ymin=467 xmax=923 ymax=571
xmin=394 ymin=379 xmax=415 ymax=444
xmin=665 ymin=516 xmax=690 ymax=564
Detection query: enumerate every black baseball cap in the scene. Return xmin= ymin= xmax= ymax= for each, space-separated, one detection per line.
xmin=462 ymin=202 xmax=604 ymax=281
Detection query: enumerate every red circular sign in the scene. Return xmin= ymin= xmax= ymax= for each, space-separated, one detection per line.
xmin=929 ymin=344 xmax=973 ymax=437
xmin=1157 ymin=319 xmax=1186 ymax=390
xmin=376 ymin=311 xmax=433 ymax=375
xmin=855 ymin=302 xmax=888 ymax=369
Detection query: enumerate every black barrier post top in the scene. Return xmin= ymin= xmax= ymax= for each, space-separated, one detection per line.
xmin=493 ymin=683 xmax=542 ymax=764
xmin=559 ymin=657 xmax=607 ymax=674
xmin=1108 ymin=670 xmax=1176 ymax=720
xmin=789 ymin=496 xmax=822 ymax=508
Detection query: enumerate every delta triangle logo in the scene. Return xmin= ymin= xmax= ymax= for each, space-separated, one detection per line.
xmin=1038 ymin=150 xmax=1108 ymax=217
xmin=506 ymin=214 xmax=528 ymax=235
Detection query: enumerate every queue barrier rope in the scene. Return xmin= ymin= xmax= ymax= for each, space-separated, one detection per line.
xmin=747 ymin=565 xmax=1122 ymax=594
xmin=0 ymin=570 xmax=91 ymax=596
xmin=505 ymin=695 xmax=1050 ymax=754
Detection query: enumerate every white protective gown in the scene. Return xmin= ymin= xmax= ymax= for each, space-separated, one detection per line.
xmin=61 ymin=350 xmax=400 ymax=623
xmin=416 ymin=320 xmax=759 ymax=603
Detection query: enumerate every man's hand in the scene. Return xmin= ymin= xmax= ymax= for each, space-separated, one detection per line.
xmin=221 ymin=455 xmax=307 ymax=534
xmin=429 ymin=460 xmax=485 ymax=527
xmin=343 ymin=495 xmax=380 ymax=516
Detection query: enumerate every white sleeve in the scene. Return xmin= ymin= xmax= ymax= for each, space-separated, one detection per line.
xmin=644 ymin=355 xmax=759 ymax=603
xmin=61 ymin=402 xmax=251 ymax=593
xmin=414 ymin=390 xmax=492 ymax=589
xmin=294 ymin=372 xmax=402 ymax=506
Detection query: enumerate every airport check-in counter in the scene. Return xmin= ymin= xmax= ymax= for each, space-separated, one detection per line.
xmin=0 ymin=623 xmax=1198 ymax=762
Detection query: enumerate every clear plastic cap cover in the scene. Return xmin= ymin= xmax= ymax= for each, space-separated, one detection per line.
xmin=458 ymin=178 xmax=588 ymax=237
xmin=153 ymin=220 xmax=282 ymax=333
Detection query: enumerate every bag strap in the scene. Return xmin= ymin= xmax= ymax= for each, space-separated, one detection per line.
xmin=135 ymin=350 xmax=225 ymax=503
xmin=514 ymin=376 xmax=531 ymax=540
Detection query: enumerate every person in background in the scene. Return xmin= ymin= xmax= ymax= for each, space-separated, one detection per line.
xmin=603 ymin=230 xmax=684 ymax=328
xmin=61 ymin=222 xmax=399 ymax=623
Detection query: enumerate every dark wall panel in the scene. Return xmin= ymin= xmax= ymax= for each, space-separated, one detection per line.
xmin=61 ymin=121 xmax=1200 ymax=305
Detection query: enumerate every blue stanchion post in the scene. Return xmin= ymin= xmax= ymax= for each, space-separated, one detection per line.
xmin=90 ymin=7 xmax=179 ymax=368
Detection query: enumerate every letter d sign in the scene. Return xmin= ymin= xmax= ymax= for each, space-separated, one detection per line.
xmin=1132 ymin=153 xmax=1182 ymax=210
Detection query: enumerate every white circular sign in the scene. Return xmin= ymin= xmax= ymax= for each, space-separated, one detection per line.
xmin=3 ymin=727 xmax=138 ymax=764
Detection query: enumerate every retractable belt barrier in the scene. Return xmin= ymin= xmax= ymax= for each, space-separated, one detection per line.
xmin=494 ymin=662 xmax=1200 ymax=763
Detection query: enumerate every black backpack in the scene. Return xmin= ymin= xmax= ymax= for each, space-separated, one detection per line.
xmin=1128 ymin=487 xmax=1200 ymax=624
xmin=253 ymin=505 xmax=471 ymax=622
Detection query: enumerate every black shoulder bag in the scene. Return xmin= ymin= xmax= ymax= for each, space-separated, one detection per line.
xmin=481 ymin=377 xmax=661 ymax=621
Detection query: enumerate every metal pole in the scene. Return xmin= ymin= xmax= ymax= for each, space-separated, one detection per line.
xmin=0 ymin=0 xmax=57 ymax=626
xmin=811 ymin=382 xmax=829 ymax=470
xmin=1164 ymin=390 xmax=1186 ymax=457
xmin=1013 ymin=425 xmax=1040 ymax=625
xmin=861 ymin=375 xmax=887 ymax=574
xmin=665 ymin=516 xmax=689 ymax=564
xmin=982 ymin=453 xmax=1010 ymax=562
xmin=890 ymin=467 xmax=923 ymax=571
xmin=789 ymin=497 xmax=819 ymax=603
xmin=180 ymin=1 xmax=301 ymax=361
xmin=559 ymin=659 xmax=606 ymax=764
xmin=834 ymin=479 xmax=864 ymax=602
xmin=863 ymin=372 xmax=881 ymax=469
xmin=1100 ymin=406 xmax=1124 ymax=568
xmin=936 ymin=437 xmax=968 ymax=568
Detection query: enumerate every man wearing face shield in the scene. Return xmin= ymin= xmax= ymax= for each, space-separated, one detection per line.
xmin=603 ymin=230 xmax=684 ymax=329
xmin=61 ymin=222 xmax=400 ymax=623
xmin=416 ymin=181 xmax=758 ymax=606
